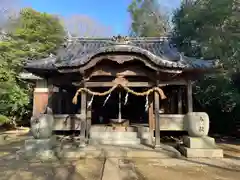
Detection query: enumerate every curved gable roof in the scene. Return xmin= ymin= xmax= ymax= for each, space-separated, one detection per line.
xmin=55 ymin=44 xmax=186 ymax=69
xmin=24 ymin=36 xmax=221 ymax=76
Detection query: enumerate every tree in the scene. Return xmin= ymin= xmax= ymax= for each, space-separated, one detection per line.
xmin=128 ymin=0 xmax=170 ymax=37
xmin=60 ymin=15 xmax=113 ymax=37
xmin=0 ymin=8 xmax=65 ymax=126
xmin=172 ymin=0 xmax=240 ymax=134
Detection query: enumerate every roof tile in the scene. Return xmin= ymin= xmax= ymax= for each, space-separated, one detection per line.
xmin=24 ymin=37 xmax=220 ymax=72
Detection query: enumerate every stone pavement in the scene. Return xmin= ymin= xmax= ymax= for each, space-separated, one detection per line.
xmin=101 ymin=157 xmax=240 ymax=180
xmin=1 ymin=144 xmax=240 ymax=180
xmin=1 ymin=131 xmax=240 ymax=180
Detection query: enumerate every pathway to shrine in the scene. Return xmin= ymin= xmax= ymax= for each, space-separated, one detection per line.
xmin=0 ymin=129 xmax=239 ymax=180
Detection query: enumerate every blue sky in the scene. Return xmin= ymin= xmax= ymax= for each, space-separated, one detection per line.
xmin=22 ymin=0 xmax=180 ymax=35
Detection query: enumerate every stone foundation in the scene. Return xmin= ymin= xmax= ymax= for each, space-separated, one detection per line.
xmin=180 ymin=136 xmax=223 ymax=158
xmin=183 ymin=136 xmax=217 ymax=149
xmin=17 ymin=136 xmax=58 ymax=160
xmin=179 ymin=146 xmax=223 ymax=158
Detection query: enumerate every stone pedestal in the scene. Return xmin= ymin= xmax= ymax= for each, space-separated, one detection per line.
xmin=183 ymin=136 xmax=217 ymax=148
xmin=18 ymin=136 xmax=58 ymax=160
xmin=180 ymin=136 xmax=223 ymax=158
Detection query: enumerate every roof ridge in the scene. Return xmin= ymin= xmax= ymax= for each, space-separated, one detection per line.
xmin=66 ymin=36 xmax=171 ymax=43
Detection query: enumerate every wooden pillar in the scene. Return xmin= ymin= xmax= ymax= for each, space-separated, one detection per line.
xmin=177 ymin=87 xmax=183 ymax=114
xmin=148 ymin=94 xmax=154 ymax=142
xmin=154 ymin=91 xmax=161 ymax=148
xmin=33 ymin=79 xmax=49 ymax=116
xmin=65 ymin=91 xmax=70 ymax=114
xmin=47 ymin=85 xmax=59 ymax=113
xmin=58 ymin=88 xmax=63 ymax=114
xmin=187 ymin=80 xmax=193 ymax=112
xmin=80 ymin=90 xmax=87 ymax=147
xmin=154 ymin=71 xmax=161 ymax=148
xmin=86 ymin=94 xmax=92 ymax=142
xmin=170 ymin=91 xmax=175 ymax=113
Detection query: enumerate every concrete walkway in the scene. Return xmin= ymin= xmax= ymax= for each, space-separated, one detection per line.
xmin=102 ymin=159 xmax=121 ymax=180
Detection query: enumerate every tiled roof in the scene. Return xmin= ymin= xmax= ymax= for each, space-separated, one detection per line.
xmin=24 ymin=37 xmax=221 ymax=72
xmin=24 ymin=56 xmax=57 ymax=70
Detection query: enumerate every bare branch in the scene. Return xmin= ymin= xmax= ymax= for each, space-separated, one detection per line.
xmin=0 ymin=1 xmax=22 ymax=20
xmin=0 ymin=0 xmax=23 ymax=30
xmin=61 ymin=14 xmax=113 ymax=38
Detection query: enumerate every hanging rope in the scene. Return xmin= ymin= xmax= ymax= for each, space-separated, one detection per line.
xmin=72 ymin=84 xmax=166 ymax=104
xmin=72 ymin=85 xmax=117 ymax=104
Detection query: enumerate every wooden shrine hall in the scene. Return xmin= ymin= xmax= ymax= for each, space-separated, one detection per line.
xmin=22 ymin=36 xmax=221 ymax=147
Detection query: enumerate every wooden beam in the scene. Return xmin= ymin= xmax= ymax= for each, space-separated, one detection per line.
xmin=57 ymin=89 xmax=63 ymax=114
xmin=80 ymin=90 xmax=87 ymax=147
xmin=154 ymin=90 xmax=161 ymax=148
xmin=73 ymin=80 xmax=187 ymax=87
xmin=83 ymin=81 xmax=153 ymax=87
xmin=154 ymin=72 xmax=161 ymax=148
xmin=158 ymin=80 xmax=187 ymax=86
xmin=86 ymin=94 xmax=92 ymax=142
xmin=148 ymin=94 xmax=154 ymax=143
xmin=187 ymin=80 xmax=193 ymax=112
xmin=178 ymin=88 xmax=183 ymax=114
xmin=170 ymin=91 xmax=175 ymax=113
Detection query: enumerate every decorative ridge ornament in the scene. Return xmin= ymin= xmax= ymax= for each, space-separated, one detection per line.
xmin=111 ymin=35 xmax=131 ymax=44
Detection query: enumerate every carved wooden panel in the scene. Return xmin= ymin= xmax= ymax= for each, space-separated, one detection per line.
xmin=84 ymin=62 xmax=156 ymax=80
xmin=78 ymin=54 xmax=159 ymax=73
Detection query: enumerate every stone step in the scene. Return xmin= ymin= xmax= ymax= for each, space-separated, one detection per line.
xmin=90 ymin=131 xmax=139 ymax=139
xmin=90 ymin=126 xmax=136 ymax=132
xmin=137 ymin=132 xmax=150 ymax=139
xmin=90 ymin=137 xmax=140 ymax=142
xmin=90 ymin=126 xmax=149 ymax=132
xmin=90 ymin=132 xmax=150 ymax=139
xmin=54 ymin=146 xmax=179 ymax=159
xmin=89 ymin=138 xmax=141 ymax=145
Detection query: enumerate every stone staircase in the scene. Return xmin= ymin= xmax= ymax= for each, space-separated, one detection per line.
xmin=89 ymin=125 xmax=151 ymax=145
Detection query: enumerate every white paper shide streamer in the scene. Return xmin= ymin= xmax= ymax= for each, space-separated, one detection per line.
xmin=87 ymin=95 xmax=94 ymax=108
xmin=145 ymin=95 xmax=149 ymax=112
xmin=103 ymin=93 xmax=111 ymax=106
xmin=124 ymin=92 xmax=129 ymax=105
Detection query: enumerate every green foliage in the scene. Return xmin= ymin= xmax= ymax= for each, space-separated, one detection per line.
xmin=128 ymin=0 xmax=169 ymax=37
xmin=173 ymin=0 xmax=240 ymax=66
xmin=172 ymin=0 xmax=240 ymax=133
xmin=0 ymin=8 xmax=65 ymax=125
xmin=8 ymin=8 xmax=66 ymax=59
xmin=0 ymin=114 xmax=10 ymax=125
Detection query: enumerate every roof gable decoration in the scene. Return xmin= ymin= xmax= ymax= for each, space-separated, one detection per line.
xmin=111 ymin=35 xmax=132 ymax=45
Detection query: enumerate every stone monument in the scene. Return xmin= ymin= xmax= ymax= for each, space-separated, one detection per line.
xmin=180 ymin=112 xmax=223 ymax=158
xmin=17 ymin=107 xmax=57 ymax=160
